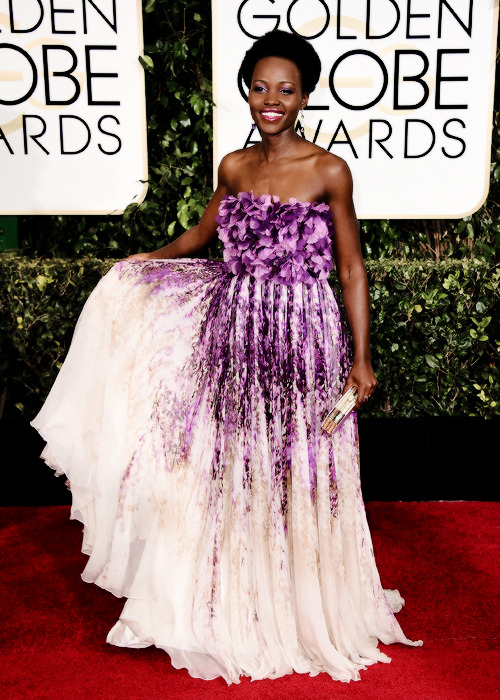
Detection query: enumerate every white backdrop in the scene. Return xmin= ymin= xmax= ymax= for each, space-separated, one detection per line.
xmin=0 ymin=0 xmax=147 ymax=214
xmin=213 ymin=0 xmax=499 ymax=219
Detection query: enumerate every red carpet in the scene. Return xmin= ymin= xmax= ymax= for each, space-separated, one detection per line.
xmin=0 ymin=502 xmax=498 ymax=699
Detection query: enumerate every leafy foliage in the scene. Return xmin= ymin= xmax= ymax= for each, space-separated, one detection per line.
xmin=362 ymin=260 xmax=499 ymax=417
xmin=1 ymin=256 xmax=497 ymax=419
xmin=0 ymin=255 xmax=112 ymax=417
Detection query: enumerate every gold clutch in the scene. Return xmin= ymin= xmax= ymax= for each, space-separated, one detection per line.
xmin=322 ymin=386 xmax=358 ymax=434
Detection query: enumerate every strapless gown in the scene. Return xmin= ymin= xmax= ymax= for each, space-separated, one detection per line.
xmin=31 ymin=191 xmax=421 ymax=683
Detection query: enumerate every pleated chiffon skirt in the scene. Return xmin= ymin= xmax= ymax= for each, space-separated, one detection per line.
xmin=32 ymin=259 xmax=421 ymax=683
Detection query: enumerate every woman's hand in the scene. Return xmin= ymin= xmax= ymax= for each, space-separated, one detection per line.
xmin=122 ymin=252 xmax=151 ymax=262
xmin=343 ymin=359 xmax=378 ymax=410
xmin=120 ymin=161 xmax=233 ymax=264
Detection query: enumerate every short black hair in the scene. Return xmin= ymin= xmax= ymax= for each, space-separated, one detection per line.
xmin=240 ymin=30 xmax=321 ymax=95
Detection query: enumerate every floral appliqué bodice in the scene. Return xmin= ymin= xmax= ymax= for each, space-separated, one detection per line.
xmin=216 ymin=191 xmax=334 ymax=286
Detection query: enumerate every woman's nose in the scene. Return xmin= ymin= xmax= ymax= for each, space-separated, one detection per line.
xmin=265 ymin=93 xmax=280 ymax=105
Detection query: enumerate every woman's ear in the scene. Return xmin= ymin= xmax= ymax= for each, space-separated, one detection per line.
xmin=301 ymin=93 xmax=309 ymax=109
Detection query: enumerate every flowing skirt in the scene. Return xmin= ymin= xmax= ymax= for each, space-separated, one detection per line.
xmin=31 ymin=259 xmax=421 ymax=683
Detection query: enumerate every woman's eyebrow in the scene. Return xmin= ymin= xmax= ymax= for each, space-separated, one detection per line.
xmin=252 ymin=79 xmax=297 ymax=86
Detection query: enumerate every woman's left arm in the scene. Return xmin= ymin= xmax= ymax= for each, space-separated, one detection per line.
xmin=324 ymin=157 xmax=377 ymax=409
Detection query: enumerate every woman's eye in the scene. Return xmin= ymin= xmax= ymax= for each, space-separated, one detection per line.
xmin=253 ymin=85 xmax=266 ymax=93
xmin=280 ymin=88 xmax=293 ymax=95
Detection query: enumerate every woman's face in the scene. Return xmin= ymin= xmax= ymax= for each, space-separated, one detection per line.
xmin=248 ymin=56 xmax=308 ymax=136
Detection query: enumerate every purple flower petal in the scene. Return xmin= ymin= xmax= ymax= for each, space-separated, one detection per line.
xmin=216 ymin=191 xmax=334 ymax=286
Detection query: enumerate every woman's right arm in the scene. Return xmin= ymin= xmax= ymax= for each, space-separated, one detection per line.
xmin=126 ymin=160 xmax=233 ymax=261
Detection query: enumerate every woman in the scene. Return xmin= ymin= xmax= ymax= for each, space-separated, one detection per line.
xmin=32 ymin=30 xmax=421 ymax=683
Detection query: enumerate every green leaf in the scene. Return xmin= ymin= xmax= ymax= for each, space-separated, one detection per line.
xmin=138 ymin=55 xmax=154 ymax=71
xmin=425 ymin=354 xmax=439 ymax=369
xmin=190 ymin=94 xmax=203 ymax=116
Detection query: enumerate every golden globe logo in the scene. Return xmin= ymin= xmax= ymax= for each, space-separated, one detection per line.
xmin=214 ymin=0 xmax=499 ymax=218
xmin=0 ymin=0 xmax=147 ymax=214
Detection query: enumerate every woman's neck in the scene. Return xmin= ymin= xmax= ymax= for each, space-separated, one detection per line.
xmin=257 ymin=128 xmax=303 ymax=163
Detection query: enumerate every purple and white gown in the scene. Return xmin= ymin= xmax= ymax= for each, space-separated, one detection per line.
xmin=31 ymin=191 xmax=421 ymax=683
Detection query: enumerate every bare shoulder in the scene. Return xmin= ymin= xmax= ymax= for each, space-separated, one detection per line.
xmin=218 ymin=148 xmax=256 ymax=187
xmin=315 ymin=150 xmax=352 ymax=186
xmin=310 ymin=151 xmax=353 ymax=204
xmin=296 ymin=144 xmax=352 ymax=199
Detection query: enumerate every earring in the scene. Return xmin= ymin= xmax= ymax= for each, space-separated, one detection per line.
xmin=251 ymin=123 xmax=256 ymax=131
xmin=298 ymin=109 xmax=305 ymax=138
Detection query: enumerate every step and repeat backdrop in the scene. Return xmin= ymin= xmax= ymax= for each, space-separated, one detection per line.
xmin=0 ymin=0 xmax=147 ymax=214
xmin=212 ymin=0 xmax=499 ymax=218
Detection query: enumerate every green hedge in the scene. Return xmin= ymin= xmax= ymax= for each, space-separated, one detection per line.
xmin=1 ymin=256 xmax=497 ymax=419
xmin=364 ymin=259 xmax=499 ymax=417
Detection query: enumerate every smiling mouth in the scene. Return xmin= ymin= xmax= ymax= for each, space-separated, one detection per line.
xmin=260 ymin=110 xmax=284 ymax=122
